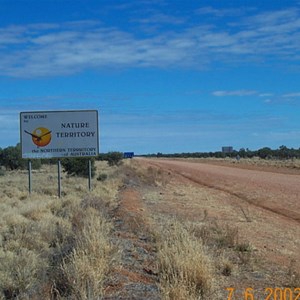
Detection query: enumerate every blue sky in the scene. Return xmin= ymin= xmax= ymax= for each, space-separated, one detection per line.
xmin=0 ymin=0 xmax=300 ymax=154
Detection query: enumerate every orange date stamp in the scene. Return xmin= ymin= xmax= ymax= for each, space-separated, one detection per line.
xmin=226 ymin=287 xmax=300 ymax=300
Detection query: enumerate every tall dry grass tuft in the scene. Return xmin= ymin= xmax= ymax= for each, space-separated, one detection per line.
xmin=157 ymin=220 xmax=215 ymax=300
xmin=62 ymin=207 xmax=117 ymax=299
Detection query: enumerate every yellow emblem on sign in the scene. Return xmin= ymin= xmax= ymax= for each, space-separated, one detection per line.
xmin=24 ymin=127 xmax=52 ymax=147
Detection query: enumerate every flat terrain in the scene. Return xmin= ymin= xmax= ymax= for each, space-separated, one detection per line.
xmin=113 ymin=157 xmax=300 ymax=298
xmin=1 ymin=158 xmax=299 ymax=299
xmin=141 ymin=158 xmax=300 ymax=222
xmin=139 ymin=157 xmax=300 ymax=260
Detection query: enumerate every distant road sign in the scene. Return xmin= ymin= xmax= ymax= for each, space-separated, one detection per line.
xmin=222 ymin=146 xmax=233 ymax=153
xmin=20 ymin=110 xmax=99 ymax=159
xmin=124 ymin=152 xmax=134 ymax=159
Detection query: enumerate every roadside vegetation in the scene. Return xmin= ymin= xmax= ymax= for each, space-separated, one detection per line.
xmin=156 ymin=219 xmax=216 ymax=299
xmin=0 ymin=161 xmax=122 ymax=299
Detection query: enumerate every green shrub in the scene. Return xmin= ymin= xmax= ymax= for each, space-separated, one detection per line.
xmin=0 ymin=144 xmax=25 ymax=170
xmin=97 ymin=173 xmax=108 ymax=181
xmin=61 ymin=158 xmax=96 ymax=178
xmin=97 ymin=152 xmax=123 ymax=166
xmin=106 ymin=152 xmax=123 ymax=166
xmin=0 ymin=144 xmax=41 ymax=170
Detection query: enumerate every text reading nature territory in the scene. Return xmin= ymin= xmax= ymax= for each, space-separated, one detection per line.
xmin=56 ymin=122 xmax=96 ymax=138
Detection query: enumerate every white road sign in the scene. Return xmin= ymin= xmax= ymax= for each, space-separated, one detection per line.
xmin=20 ymin=110 xmax=99 ymax=159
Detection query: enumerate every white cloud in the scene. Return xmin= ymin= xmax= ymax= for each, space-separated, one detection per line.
xmin=264 ymin=99 xmax=272 ymax=104
xmin=212 ymin=90 xmax=257 ymax=97
xmin=134 ymin=13 xmax=185 ymax=25
xmin=282 ymin=92 xmax=300 ymax=98
xmin=195 ymin=6 xmax=244 ymax=17
xmin=259 ymin=92 xmax=300 ymax=105
xmin=259 ymin=93 xmax=274 ymax=97
xmin=0 ymin=6 xmax=300 ymax=77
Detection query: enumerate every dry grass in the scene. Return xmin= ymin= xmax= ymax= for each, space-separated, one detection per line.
xmin=0 ymin=161 xmax=121 ymax=299
xmin=153 ymin=216 xmax=256 ymax=299
xmin=156 ymin=219 xmax=216 ymax=300
xmin=61 ymin=207 xmax=117 ymax=299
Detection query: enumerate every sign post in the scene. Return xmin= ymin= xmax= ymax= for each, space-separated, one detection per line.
xmin=28 ymin=160 xmax=32 ymax=194
xmin=88 ymin=160 xmax=92 ymax=191
xmin=58 ymin=160 xmax=62 ymax=198
xmin=20 ymin=110 xmax=99 ymax=195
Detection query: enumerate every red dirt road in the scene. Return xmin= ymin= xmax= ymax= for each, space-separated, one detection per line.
xmin=138 ymin=158 xmax=300 ymax=271
xmin=141 ymin=158 xmax=300 ymax=222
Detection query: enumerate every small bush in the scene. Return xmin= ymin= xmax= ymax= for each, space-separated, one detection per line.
xmin=0 ymin=144 xmax=41 ymax=170
xmin=221 ymin=260 xmax=233 ymax=276
xmin=61 ymin=158 xmax=96 ymax=178
xmin=98 ymin=152 xmax=123 ymax=166
xmin=191 ymin=222 xmax=238 ymax=249
xmin=235 ymin=242 xmax=252 ymax=252
xmin=97 ymin=173 xmax=108 ymax=181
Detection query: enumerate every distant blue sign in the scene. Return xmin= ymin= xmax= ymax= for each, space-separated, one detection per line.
xmin=222 ymin=146 xmax=233 ymax=153
xmin=124 ymin=152 xmax=134 ymax=159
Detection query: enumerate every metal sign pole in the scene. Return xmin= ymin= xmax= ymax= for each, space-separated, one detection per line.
xmin=88 ymin=159 xmax=92 ymax=191
xmin=58 ymin=159 xmax=62 ymax=198
xmin=28 ymin=160 xmax=32 ymax=194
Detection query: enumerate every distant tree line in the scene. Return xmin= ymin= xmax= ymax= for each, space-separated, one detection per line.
xmin=145 ymin=145 xmax=300 ymax=160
